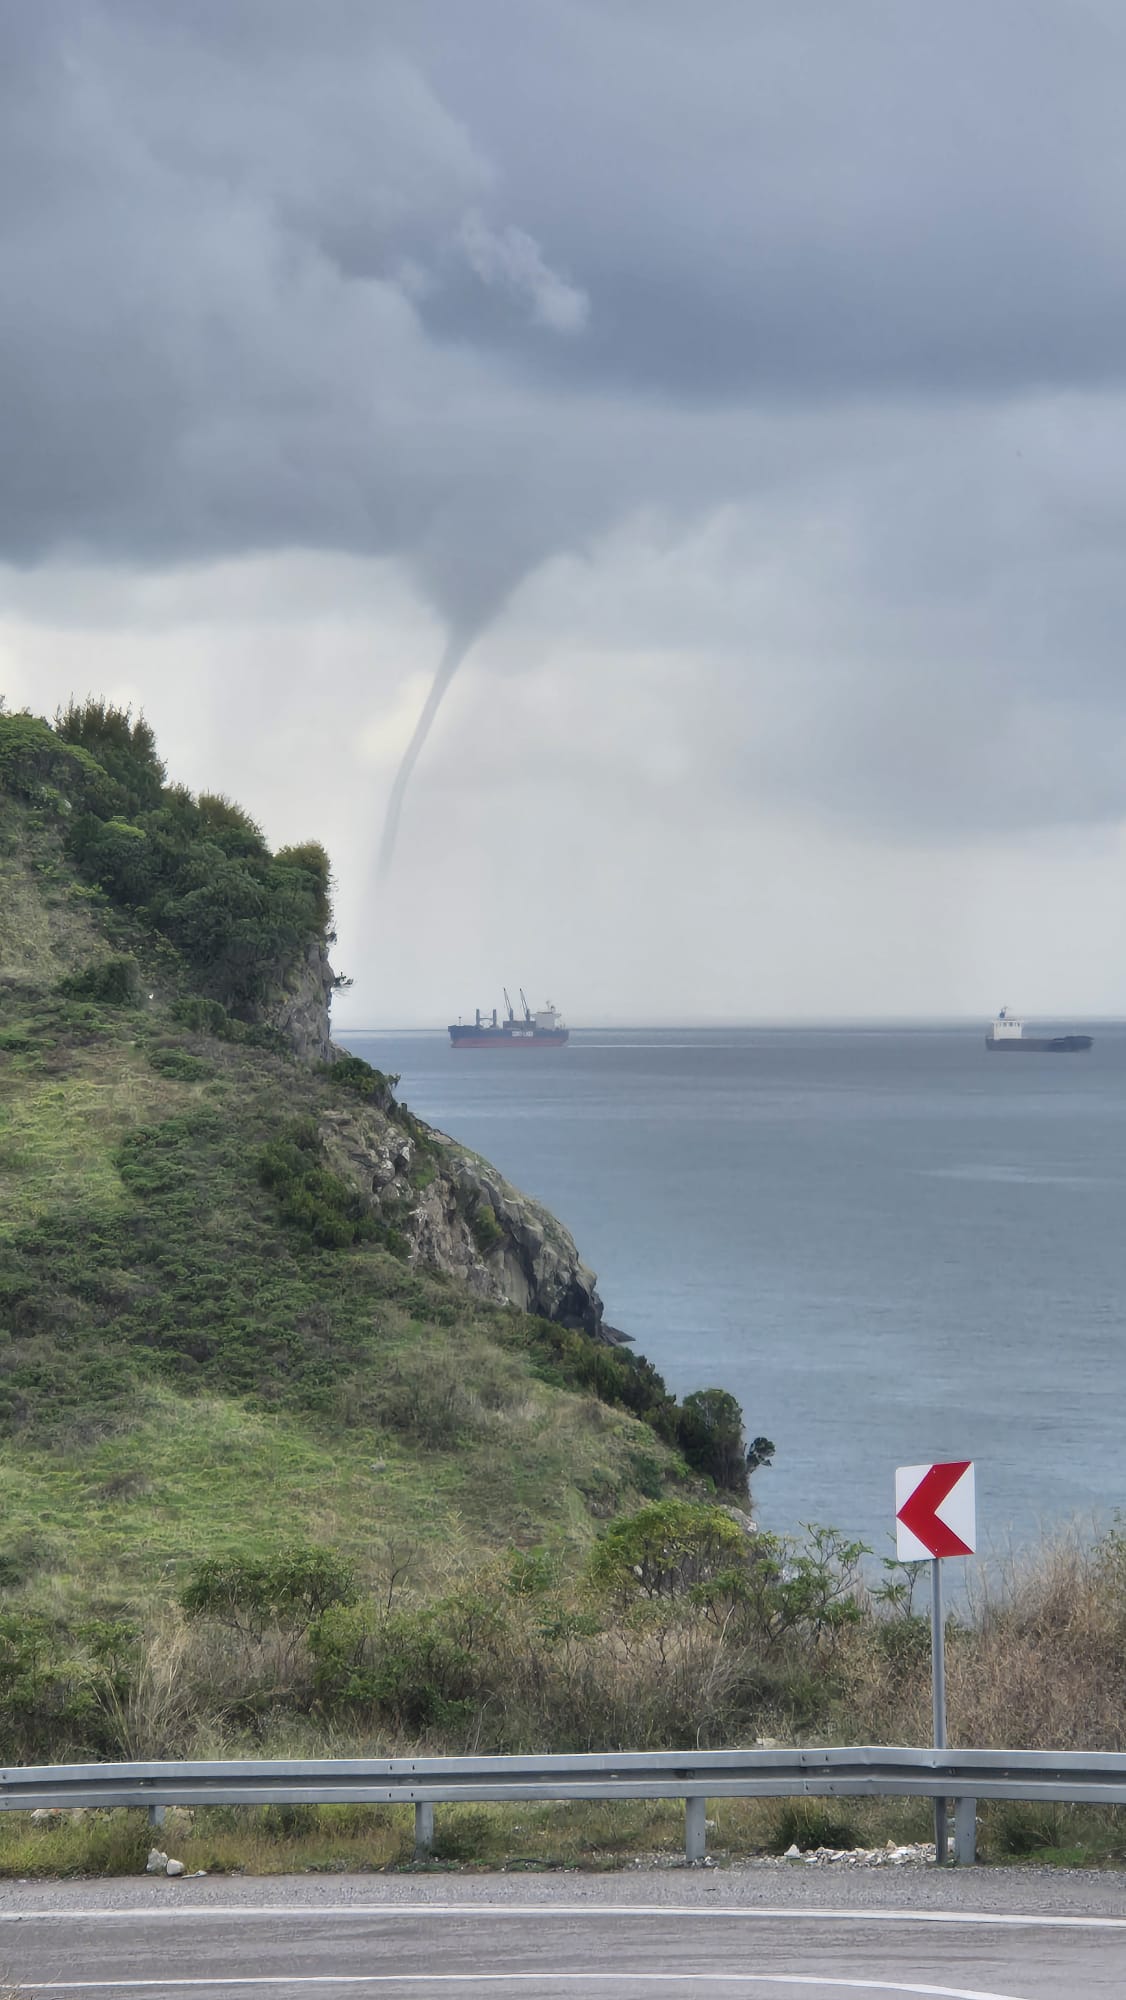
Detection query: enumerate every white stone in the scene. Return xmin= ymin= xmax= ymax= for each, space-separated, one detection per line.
xmin=165 ymin=1859 xmax=185 ymax=1877
xmin=144 ymin=1849 xmax=168 ymax=1873
xmin=784 ymin=1843 xmax=801 ymax=1858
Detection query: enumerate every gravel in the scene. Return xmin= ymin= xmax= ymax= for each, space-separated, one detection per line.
xmin=3 ymin=1860 xmax=1126 ymax=1920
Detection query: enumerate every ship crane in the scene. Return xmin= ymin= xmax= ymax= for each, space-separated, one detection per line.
xmin=519 ymin=987 xmax=534 ymax=1022
xmin=503 ymin=987 xmax=515 ymax=1023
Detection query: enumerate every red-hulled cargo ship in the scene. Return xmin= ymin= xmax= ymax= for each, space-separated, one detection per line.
xmin=449 ymin=989 xmax=569 ymax=1049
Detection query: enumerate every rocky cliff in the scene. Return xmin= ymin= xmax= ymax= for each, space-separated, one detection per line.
xmin=250 ymin=938 xmax=338 ymax=1065
xmin=318 ymin=1095 xmax=613 ymax=1340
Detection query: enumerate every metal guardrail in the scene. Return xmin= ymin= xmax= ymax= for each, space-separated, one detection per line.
xmin=4 ymin=1746 xmax=1125 ymax=1866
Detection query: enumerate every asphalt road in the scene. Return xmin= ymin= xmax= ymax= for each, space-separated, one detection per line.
xmin=2 ymin=1870 xmax=1125 ymax=1998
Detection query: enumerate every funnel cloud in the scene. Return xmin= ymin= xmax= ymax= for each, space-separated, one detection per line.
xmin=377 ymin=626 xmax=481 ymax=878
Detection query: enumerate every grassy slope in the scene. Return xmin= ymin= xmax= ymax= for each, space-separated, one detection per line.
xmin=0 ymin=794 xmax=685 ymax=1621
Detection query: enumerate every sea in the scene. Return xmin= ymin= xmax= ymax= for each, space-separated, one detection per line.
xmin=337 ymin=1023 xmax=1126 ymax=1568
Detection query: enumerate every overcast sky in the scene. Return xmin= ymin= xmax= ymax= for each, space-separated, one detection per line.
xmin=3 ymin=0 xmax=1126 ymax=1023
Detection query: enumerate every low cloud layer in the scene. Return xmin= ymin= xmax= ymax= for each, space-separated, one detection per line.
xmin=3 ymin=1 xmax=1126 ymax=1014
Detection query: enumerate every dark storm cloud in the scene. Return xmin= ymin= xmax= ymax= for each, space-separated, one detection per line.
xmin=397 ymin=0 xmax=1126 ymax=400
xmin=5 ymin=0 xmax=1126 ymax=842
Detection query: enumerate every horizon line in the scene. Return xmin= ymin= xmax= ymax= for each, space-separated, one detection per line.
xmin=334 ymin=1012 xmax=1122 ymax=1033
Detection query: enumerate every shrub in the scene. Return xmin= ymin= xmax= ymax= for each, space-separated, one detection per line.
xmin=171 ymin=995 xmax=289 ymax=1055
xmin=181 ymin=1548 xmax=357 ymax=1644
xmin=66 ymin=814 xmax=156 ymax=905
xmin=276 ymin=842 xmax=333 ymax=932
xmin=58 ymin=956 xmax=141 ymax=1006
xmin=147 ymin=1047 xmax=212 ymax=1082
xmin=0 ymin=1611 xmax=131 ymax=1761
xmin=196 ymin=793 xmax=268 ymax=858
xmin=372 ymin=1350 xmax=479 ymax=1449
xmin=55 ymin=699 xmax=166 ymax=812
xmin=172 ymin=996 xmax=231 ymax=1037
xmin=587 ymin=1501 xmax=747 ymax=1601
xmin=258 ymin=1122 xmax=375 ymax=1249
xmin=41 ymin=702 xmax=334 ymax=1013
xmin=320 ymin=1053 xmax=399 ymax=1109
xmin=469 ymin=1201 xmax=503 ymax=1255
xmin=310 ymin=1598 xmax=482 ymax=1734
xmin=676 ymin=1388 xmax=751 ymax=1494
xmin=527 ymin=1322 xmax=680 ymax=1439
xmin=690 ymin=1526 xmax=868 ymax=1655
xmin=0 ymin=710 xmax=118 ymax=813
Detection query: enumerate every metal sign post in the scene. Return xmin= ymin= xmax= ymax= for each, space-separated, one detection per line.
xmin=895 ymin=1461 xmax=976 ymax=1866
xmin=930 ymin=1555 xmax=947 ymax=1861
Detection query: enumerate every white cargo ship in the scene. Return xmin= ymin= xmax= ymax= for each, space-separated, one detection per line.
xmin=986 ymin=1007 xmax=1092 ymax=1054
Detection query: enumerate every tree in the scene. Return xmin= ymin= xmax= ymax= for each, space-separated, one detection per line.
xmin=587 ymin=1500 xmax=747 ymax=1600
xmin=676 ymin=1387 xmax=753 ymax=1493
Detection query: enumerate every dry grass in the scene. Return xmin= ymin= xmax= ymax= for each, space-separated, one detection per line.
xmin=834 ymin=1531 xmax=1126 ymax=1753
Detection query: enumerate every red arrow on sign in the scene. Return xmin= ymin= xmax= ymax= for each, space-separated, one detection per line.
xmin=896 ymin=1461 xmax=974 ymax=1559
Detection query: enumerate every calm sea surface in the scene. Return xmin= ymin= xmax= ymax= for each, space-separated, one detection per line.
xmin=338 ymin=1024 xmax=1126 ymax=1562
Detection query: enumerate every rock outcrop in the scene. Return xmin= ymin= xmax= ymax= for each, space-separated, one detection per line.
xmin=251 ymin=939 xmax=338 ymax=1064
xmin=318 ymin=1098 xmax=613 ymax=1340
xmin=253 ymin=959 xmax=613 ymax=1339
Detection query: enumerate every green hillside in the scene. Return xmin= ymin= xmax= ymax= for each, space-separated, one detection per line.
xmin=0 ymin=699 xmax=770 ymax=1765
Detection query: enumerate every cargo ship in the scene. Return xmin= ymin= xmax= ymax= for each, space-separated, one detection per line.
xmin=449 ymin=989 xmax=569 ymax=1049
xmin=986 ymin=1007 xmax=1092 ymax=1054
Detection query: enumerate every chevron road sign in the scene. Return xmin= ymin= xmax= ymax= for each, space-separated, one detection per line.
xmin=894 ymin=1458 xmax=976 ymax=1864
xmin=895 ymin=1460 xmax=976 ymax=1561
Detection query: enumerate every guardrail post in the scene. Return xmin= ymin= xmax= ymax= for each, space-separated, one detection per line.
xmin=684 ymin=1795 xmax=707 ymax=1863
xmin=953 ymin=1795 xmax=977 ymax=1866
xmin=147 ymin=1805 xmax=165 ymax=1828
xmin=414 ymin=1801 xmax=434 ymax=1859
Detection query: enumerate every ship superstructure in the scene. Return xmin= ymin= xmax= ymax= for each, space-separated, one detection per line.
xmin=449 ymin=988 xmax=569 ymax=1049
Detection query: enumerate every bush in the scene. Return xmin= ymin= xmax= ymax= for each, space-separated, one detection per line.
xmin=676 ymin=1388 xmax=750 ymax=1494
xmin=58 ymin=956 xmax=141 ymax=1007
xmin=0 ymin=710 xmax=118 ymax=814
xmin=172 ymin=996 xmax=232 ymax=1037
xmin=527 ymin=1322 xmax=680 ymax=1438
xmin=310 ymin=1601 xmax=475 ymax=1733
xmin=320 ymin=1053 xmax=399 ymax=1110
xmin=66 ymin=814 xmax=156 ymax=905
xmin=0 ymin=1611 xmax=132 ymax=1762
xmin=181 ymin=1547 xmax=358 ymax=1643
xmin=276 ymin=842 xmax=333 ymax=932
xmin=46 ymin=702 xmax=333 ymax=1013
xmin=197 ymin=793 xmax=268 ymax=859
xmin=55 ymin=699 xmax=165 ymax=812
xmin=371 ymin=1349 xmax=488 ymax=1450
xmin=587 ymin=1501 xmax=747 ymax=1601
xmin=172 ymin=995 xmax=289 ymax=1055
xmin=469 ymin=1202 xmax=503 ymax=1255
xmin=147 ymin=1047 xmax=212 ymax=1082
xmin=258 ymin=1122 xmax=375 ymax=1249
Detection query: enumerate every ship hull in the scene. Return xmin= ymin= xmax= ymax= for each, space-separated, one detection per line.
xmin=449 ymin=1027 xmax=569 ymax=1048
xmin=986 ymin=1035 xmax=1092 ymax=1053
